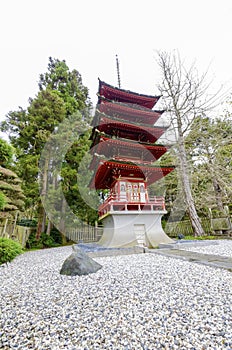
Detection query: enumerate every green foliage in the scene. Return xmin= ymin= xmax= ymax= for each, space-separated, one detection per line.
xmin=149 ymin=149 xmax=181 ymax=222
xmin=183 ymin=235 xmax=217 ymax=240
xmin=2 ymin=90 xmax=67 ymax=210
xmin=0 ymin=138 xmax=25 ymax=214
xmin=0 ymin=191 xmax=7 ymax=210
xmin=26 ymin=232 xmax=56 ymax=249
xmin=160 ymin=111 xmax=232 ymax=223
xmin=62 ymin=132 xmax=99 ymax=225
xmin=25 ymin=231 xmax=42 ymax=249
xmin=17 ymin=218 xmax=37 ymax=227
xmin=1 ymin=57 xmax=93 ymax=237
xmin=26 ymin=230 xmax=62 ymax=249
xmin=39 ymin=232 xmax=59 ymax=248
xmin=39 ymin=57 xmax=91 ymax=118
xmin=185 ymin=115 xmax=232 ymax=214
xmin=50 ymin=227 xmax=63 ymax=245
xmin=0 ymin=166 xmax=25 ymax=213
xmin=0 ymin=138 xmax=14 ymax=167
xmin=0 ymin=238 xmax=23 ymax=265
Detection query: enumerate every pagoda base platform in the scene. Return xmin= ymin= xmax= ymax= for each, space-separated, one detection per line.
xmin=98 ymin=210 xmax=174 ymax=248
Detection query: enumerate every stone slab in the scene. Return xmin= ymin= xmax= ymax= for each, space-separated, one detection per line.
xmin=148 ymin=248 xmax=232 ymax=272
xmin=159 ymin=240 xmax=219 ymax=249
xmin=75 ymin=243 xmax=145 ymax=258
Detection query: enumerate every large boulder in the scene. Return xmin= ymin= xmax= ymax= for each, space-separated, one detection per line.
xmin=60 ymin=245 xmax=102 ymax=276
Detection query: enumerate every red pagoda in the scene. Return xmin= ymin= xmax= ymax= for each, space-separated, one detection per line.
xmin=89 ymin=80 xmax=174 ymax=247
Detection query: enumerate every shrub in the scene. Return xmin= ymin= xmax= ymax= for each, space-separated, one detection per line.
xmin=50 ymin=227 xmax=63 ymax=245
xmin=39 ymin=232 xmax=59 ymax=248
xmin=26 ymin=231 xmax=60 ymax=249
xmin=26 ymin=231 xmax=43 ymax=249
xmin=17 ymin=219 xmax=37 ymax=227
xmin=0 ymin=238 xmax=23 ymax=265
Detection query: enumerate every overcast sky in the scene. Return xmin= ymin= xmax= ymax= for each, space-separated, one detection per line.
xmin=1 ymin=0 xmax=232 ymax=126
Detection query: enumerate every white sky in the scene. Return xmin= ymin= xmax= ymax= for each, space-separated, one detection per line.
xmin=0 ymin=0 xmax=232 ymax=127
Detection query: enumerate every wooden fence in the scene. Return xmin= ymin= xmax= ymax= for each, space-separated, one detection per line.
xmin=0 ymin=221 xmax=34 ymax=248
xmin=66 ymin=225 xmax=103 ymax=243
xmin=1 ymin=215 xmax=231 ymax=247
xmin=165 ymin=216 xmax=232 ymax=237
xmin=1 ymin=220 xmax=103 ymax=247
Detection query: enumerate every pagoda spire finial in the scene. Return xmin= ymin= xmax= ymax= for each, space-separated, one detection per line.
xmin=116 ymin=54 xmax=121 ymax=88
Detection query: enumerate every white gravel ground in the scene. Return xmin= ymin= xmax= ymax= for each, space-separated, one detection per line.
xmin=0 ymin=244 xmax=232 ymax=350
xmin=180 ymin=240 xmax=232 ymax=257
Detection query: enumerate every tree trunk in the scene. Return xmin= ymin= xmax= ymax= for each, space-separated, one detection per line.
xmin=61 ymin=233 xmax=67 ymax=245
xmin=36 ymin=204 xmax=46 ymax=239
xmin=36 ymin=147 xmax=51 ymax=239
xmin=156 ymin=50 xmax=222 ymax=237
xmin=59 ymin=198 xmax=67 ymax=245
xmin=212 ymin=178 xmax=224 ymax=212
xmin=46 ymin=220 xmax=52 ymax=235
xmin=178 ymin=135 xmax=205 ymax=236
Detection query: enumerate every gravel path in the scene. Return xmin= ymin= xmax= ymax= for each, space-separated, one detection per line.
xmin=0 ymin=245 xmax=232 ymax=349
xmin=180 ymin=240 xmax=232 ymax=257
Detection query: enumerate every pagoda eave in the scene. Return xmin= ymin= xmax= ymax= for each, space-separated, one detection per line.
xmin=90 ymin=117 xmax=167 ymax=144
xmin=98 ymin=80 xmax=160 ymax=109
xmin=92 ymin=111 xmax=165 ymax=129
xmin=89 ymin=136 xmax=169 ymax=169
xmin=96 ymin=100 xmax=165 ymax=125
xmin=89 ymin=160 xmax=175 ymax=189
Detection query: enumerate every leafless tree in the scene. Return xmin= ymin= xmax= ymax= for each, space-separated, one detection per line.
xmin=156 ymin=50 xmax=225 ymax=236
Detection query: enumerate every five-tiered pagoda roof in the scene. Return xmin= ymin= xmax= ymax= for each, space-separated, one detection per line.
xmin=89 ymin=80 xmax=174 ymax=191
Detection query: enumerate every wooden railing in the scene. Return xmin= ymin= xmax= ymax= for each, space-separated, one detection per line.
xmin=99 ymin=195 xmax=165 ymax=218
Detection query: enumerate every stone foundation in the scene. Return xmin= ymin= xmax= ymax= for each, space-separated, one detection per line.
xmin=98 ymin=210 xmax=174 ymax=248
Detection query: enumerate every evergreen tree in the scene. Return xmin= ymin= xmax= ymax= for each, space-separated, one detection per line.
xmin=1 ymin=58 xmax=94 ymax=238
xmin=0 ymin=138 xmax=14 ymax=167
xmin=186 ymin=115 xmax=232 ymax=216
xmin=0 ymin=138 xmax=25 ymax=218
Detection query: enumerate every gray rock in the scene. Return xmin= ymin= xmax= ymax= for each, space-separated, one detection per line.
xmin=60 ymin=246 xmax=102 ymax=276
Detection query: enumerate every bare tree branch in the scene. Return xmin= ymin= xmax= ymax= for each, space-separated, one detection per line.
xmin=155 ymin=50 xmax=228 ymax=235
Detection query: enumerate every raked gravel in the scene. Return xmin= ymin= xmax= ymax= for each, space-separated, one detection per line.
xmin=179 ymin=239 xmax=232 ymax=257
xmin=0 ymin=244 xmax=232 ymax=350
